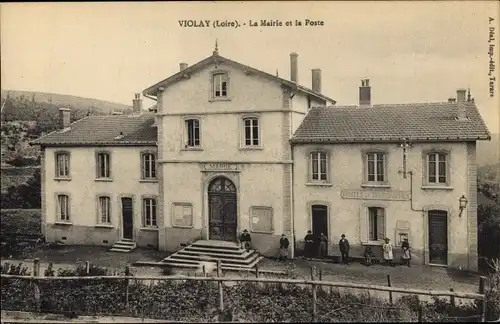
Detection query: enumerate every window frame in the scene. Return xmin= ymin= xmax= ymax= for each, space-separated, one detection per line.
xmin=210 ymin=70 xmax=230 ymax=100
xmin=422 ymin=149 xmax=451 ymax=188
xmin=362 ymin=149 xmax=389 ymax=187
xmin=140 ymin=151 xmax=157 ymax=180
xmin=95 ymin=151 xmax=112 ymax=180
xmin=249 ymin=206 xmax=274 ymax=234
xmin=96 ymin=195 xmax=112 ymax=225
xmin=309 ymin=151 xmax=329 ymax=183
xmin=240 ymin=115 xmax=262 ymax=149
xmin=142 ymin=196 xmax=158 ymax=228
xmin=171 ymin=202 xmax=194 ymax=229
xmin=367 ymin=206 xmax=386 ymax=242
xmin=55 ymin=193 xmax=71 ymax=223
xmin=183 ymin=117 xmax=202 ymax=150
xmin=54 ymin=151 xmax=71 ymax=179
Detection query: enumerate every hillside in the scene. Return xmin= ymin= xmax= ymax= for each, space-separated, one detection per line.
xmin=1 ymin=89 xmax=132 ymax=121
xmin=477 ymin=133 xmax=499 ymax=167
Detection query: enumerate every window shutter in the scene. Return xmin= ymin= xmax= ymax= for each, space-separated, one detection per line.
xmin=359 ymin=206 xmax=368 ymax=243
xmin=368 ymin=209 xmax=375 ymax=241
xmin=377 ymin=208 xmax=385 ymax=240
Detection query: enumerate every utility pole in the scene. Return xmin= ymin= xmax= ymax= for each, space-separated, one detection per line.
xmin=400 ymin=138 xmax=412 ymax=179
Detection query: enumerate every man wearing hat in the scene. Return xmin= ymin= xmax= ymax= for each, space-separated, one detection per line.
xmin=239 ymin=229 xmax=252 ymax=252
xmin=339 ymin=234 xmax=350 ymax=265
xmin=304 ymin=230 xmax=314 ymax=260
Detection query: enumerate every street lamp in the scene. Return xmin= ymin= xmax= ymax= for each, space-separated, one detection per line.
xmin=458 ymin=195 xmax=468 ymax=217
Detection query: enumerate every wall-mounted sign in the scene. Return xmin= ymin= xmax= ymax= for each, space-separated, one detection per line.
xmin=200 ymin=162 xmax=240 ymax=172
xmin=340 ymin=189 xmax=411 ymax=201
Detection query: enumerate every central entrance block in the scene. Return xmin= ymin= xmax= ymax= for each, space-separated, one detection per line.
xmin=208 ymin=177 xmax=237 ymax=241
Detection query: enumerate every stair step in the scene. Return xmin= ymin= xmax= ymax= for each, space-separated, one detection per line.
xmin=191 ymin=242 xmax=241 ymax=251
xmin=159 ymin=262 xmax=200 ymax=269
xmin=177 ymin=249 xmax=256 ymax=259
xmin=184 ymin=246 xmax=248 ymax=255
xmin=161 ymin=257 xmax=201 ymax=265
xmin=110 ymin=248 xmax=133 ymax=253
xmin=171 ymin=252 xmax=260 ymax=265
xmin=114 ymin=241 xmax=136 ymax=246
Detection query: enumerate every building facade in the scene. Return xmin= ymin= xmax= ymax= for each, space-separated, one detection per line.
xmin=32 ymin=49 xmax=490 ymax=271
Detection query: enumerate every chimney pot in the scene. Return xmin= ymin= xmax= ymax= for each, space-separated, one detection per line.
xmin=359 ymin=79 xmax=372 ymax=108
xmin=290 ymin=52 xmax=298 ymax=83
xmin=311 ymin=69 xmax=322 ymax=93
xmin=179 ymin=63 xmax=188 ymax=71
xmin=456 ymin=88 xmax=467 ymax=120
xmin=59 ymin=108 xmax=71 ymax=129
xmin=132 ymin=93 xmax=142 ymax=114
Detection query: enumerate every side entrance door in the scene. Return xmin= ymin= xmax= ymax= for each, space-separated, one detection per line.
xmin=428 ymin=210 xmax=448 ymax=265
xmin=121 ymin=197 xmax=134 ymax=240
xmin=312 ymin=205 xmax=328 ymax=257
xmin=208 ymin=177 xmax=237 ymax=241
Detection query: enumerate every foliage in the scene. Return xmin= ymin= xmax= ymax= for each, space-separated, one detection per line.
xmin=0 ymin=168 xmax=41 ymax=209
xmin=0 ymin=209 xmax=42 ymax=236
xmin=477 ymin=182 xmax=500 ymax=262
xmin=0 ymin=263 xmax=493 ymax=322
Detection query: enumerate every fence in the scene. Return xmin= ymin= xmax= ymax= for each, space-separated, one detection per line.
xmin=0 ymin=258 xmax=493 ymax=322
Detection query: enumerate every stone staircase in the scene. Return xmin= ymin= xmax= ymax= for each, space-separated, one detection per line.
xmin=109 ymin=239 xmax=136 ymax=253
xmin=160 ymin=240 xmax=263 ymax=270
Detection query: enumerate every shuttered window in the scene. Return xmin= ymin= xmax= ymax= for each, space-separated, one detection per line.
xmin=368 ymin=207 xmax=385 ymax=241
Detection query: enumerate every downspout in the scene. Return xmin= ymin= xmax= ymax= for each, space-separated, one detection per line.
xmin=290 ymin=141 xmax=296 ymax=259
xmin=408 ymin=171 xmax=424 ymax=212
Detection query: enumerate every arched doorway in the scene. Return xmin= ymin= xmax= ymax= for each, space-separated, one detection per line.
xmin=208 ymin=177 xmax=237 ymax=241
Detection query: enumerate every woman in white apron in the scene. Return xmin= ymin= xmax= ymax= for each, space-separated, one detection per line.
xmin=382 ymin=237 xmax=394 ymax=266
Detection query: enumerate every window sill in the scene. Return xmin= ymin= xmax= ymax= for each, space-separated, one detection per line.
xmin=181 ymin=147 xmax=203 ymax=152
xmin=54 ymin=177 xmax=71 ymax=182
xmin=361 ymin=241 xmax=384 ymax=246
xmin=239 ymin=146 xmax=263 ymax=151
xmin=421 ymin=185 xmax=454 ymax=190
xmin=95 ymin=178 xmax=113 ymax=182
xmin=306 ymin=182 xmax=333 ymax=187
xmin=172 ymin=224 xmax=194 ymax=229
xmin=94 ymin=224 xmax=114 ymax=229
xmin=140 ymin=227 xmax=159 ymax=232
xmin=361 ymin=183 xmax=390 ymax=188
xmin=209 ymin=97 xmax=231 ymax=102
xmin=54 ymin=221 xmax=72 ymax=226
xmin=140 ymin=179 xmax=158 ymax=183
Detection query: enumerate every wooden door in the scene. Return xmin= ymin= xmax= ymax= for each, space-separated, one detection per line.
xmin=312 ymin=205 xmax=328 ymax=257
xmin=121 ymin=197 xmax=133 ymax=240
xmin=208 ymin=177 xmax=237 ymax=241
xmin=428 ymin=210 xmax=448 ymax=265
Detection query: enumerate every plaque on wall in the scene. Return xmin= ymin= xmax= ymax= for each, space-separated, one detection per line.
xmin=200 ymin=162 xmax=241 ymax=172
xmin=341 ymin=189 xmax=411 ymax=201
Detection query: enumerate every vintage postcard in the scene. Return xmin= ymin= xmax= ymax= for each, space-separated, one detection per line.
xmin=1 ymin=1 xmax=499 ymax=322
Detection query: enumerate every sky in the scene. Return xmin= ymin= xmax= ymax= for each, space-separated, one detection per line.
xmin=1 ymin=1 xmax=499 ymax=133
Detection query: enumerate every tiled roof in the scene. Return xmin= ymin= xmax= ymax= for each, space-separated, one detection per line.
xmin=30 ymin=112 xmax=157 ymax=146
xmin=291 ymin=102 xmax=491 ymax=143
xmin=143 ymin=53 xmax=336 ymax=105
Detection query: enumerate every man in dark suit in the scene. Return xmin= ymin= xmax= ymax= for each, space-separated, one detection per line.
xmin=339 ymin=234 xmax=350 ymax=265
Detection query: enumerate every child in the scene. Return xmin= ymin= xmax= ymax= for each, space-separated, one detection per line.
xmin=382 ymin=237 xmax=394 ymax=266
xmin=401 ymin=238 xmax=411 ymax=267
xmin=279 ymin=233 xmax=290 ymax=261
xmin=364 ymin=246 xmax=374 ymax=266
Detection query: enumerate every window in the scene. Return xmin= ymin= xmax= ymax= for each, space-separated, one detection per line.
xmin=243 ymin=117 xmax=260 ymax=146
xmin=368 ymin=207 xmax=385 ymax=241
xmin=143 ymin=198 xmax=157 ymax=227
xmin=427 ymin=152 xmax=447 ymax=184
xmin=98 ymin=196 xmax=111 ymax=224
xmin=172 ymin=202 xmax=193 ymax=228
xmin=57 ymin=194 xmax=70 ymax=222
xmin=213 ymin=73 xmax=228 ymax=98
xmin=250 ymin=206 xmax=274 ymax=233
xmin=96 ymin=152 xmax=111 ymax=178
xmin=185 ymin=119 xmax=200 ymax=148
xmin=310 ymin=152 xmax=328 ymax=181
xmin=366 ymin=152 xmax=385 ymax=182
xmin=55 ymin=152 xmax=70 ymax=178
xmin=141 ymin=153 xmax=156 ymax=179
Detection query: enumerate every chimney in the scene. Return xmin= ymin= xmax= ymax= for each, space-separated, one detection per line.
xmin=179 ymin=63 xmax=188 ymax=71
xmin=290 ymin=52 xmax=298 ymax=83
xmin=59 ymin=108 xmax=71 ymax=129
xmin=359 ymin=79 xmax=371 ymax=108
xmin=456 ymin=88 xmax=467 ymax=120
xmin=448 ymin=98 xmax=456 ymax=103
xmin=132 ymin=93 xmax=142 ymax=114
xmin=311 ymin=69 xmax=322 ymax=93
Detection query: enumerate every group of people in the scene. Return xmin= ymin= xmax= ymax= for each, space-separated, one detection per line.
xmin=239 ymin=229 xmax=412 ymax=267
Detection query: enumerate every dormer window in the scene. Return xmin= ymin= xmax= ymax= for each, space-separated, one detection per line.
xmin=213 ymin=73 xmax=228 ymax=98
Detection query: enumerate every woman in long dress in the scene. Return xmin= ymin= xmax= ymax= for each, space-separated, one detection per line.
xmin=401 ymin=238 xmax=411 ymax=267
xmin=382 ymin=237 xmax=394 ymax=266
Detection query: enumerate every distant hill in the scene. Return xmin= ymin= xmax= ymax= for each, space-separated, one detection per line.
xmin=477 ymin=133 xmax=500 ymax=167
xmin=1 ymin=89 xmax=132 ymax=121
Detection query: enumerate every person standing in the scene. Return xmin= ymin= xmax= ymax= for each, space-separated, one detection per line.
xmin=240 ymin=229 xmax=252 ymax=251
xmin=279 ymin=233 xmax=290 ymax=261
xmin=401 ymin=238 xmax=411 ymax=267
xmin=339 ymin=234 xmax=350 ymax=265
xmin=364 ymin=246 xmax=374 ymax=266
xmin=383 ymin=237 xmax=394 ymax=266
xmin=318 ymin=233 xmax=328 ymax=259
xmin=304 ymin=230 xmax=314 ymax=260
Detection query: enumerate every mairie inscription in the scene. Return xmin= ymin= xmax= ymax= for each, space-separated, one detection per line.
xmin=341 ymin=189 xmax=411 ymax=201
xmin=200 ymin=162 xmax=240 ymax=172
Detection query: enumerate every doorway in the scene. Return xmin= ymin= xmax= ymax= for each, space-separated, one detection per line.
xmin=208 ymin=177 xmax=237 ymax=241
xmin=311 ymin=204 xmax=328 ymax=257
xmin=428 ymin=210 xmax=448 ymax=265
xmin=121 ymin=197 xmax=133 ymax=240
